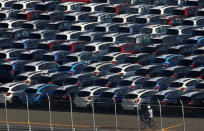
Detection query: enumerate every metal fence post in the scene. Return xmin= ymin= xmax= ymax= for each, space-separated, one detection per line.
xmin=47 ymin=94 xmax=53 ymax=131
xmin=4 ymin=93 xmax=9 ymax=131
xmin=180 ymin=100 xmax=186 ymax=131
xmin=91 ymin=98 xmax=96 ymax=131
xmin=137 ymin=104 xmax=140 ymax=131
xmin=112 ymin=98 xmax=118 ymax=131
xmin=68 ymin=95 xmax=75 ymax=131
xmin=25 ymin=93 xmax=31 ymax=131
xmin=157 ymin=99 xmax=163 ymax=131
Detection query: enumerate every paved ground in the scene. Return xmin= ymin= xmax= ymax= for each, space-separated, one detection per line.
xmin=0 ymin=104 xmax=204 ymax=131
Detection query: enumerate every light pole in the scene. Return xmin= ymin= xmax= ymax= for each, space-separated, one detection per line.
xmin=112 ymin=97 xmax=118 ymax=131
xmin=157 ymin=99 xmax=163 ymax=131
xmin=25 ymin=93 xmax=31 ymax=131
xmin=180 ymin=100 xmax=186 ymax=131
xmin=4 ymin=93 xmax=9 ymax=131
xmin=68 ymin=95 xmax=75 ymax=131
xmin=47 ymin=94 xmax=53 ymax=131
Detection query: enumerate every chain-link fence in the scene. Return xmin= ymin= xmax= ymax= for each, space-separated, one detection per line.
xmin=0 ymin=92 xmax=204 ymax=131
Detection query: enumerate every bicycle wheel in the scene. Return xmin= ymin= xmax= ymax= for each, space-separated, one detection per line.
xmin=140 ymin=119 xmax=146 ymax=130
xmin=149 ymin=119 xmax=157 ymax=130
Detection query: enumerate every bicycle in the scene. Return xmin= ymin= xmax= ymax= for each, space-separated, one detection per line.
xmin=139 ymin=116 xmax=157 ymax=130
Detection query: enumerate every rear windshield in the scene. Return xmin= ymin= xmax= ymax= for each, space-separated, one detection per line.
xmin=66 ymin=56 xmax=78 ymax=62
xmin=173 ymin=10 xmax=184 ymax=15
xmin=182 ymin=20 xmax=193 ymax=25
xmin=55 ymin=35 xmax=67 ymax=40
xmin=22 ymin=24 xmax=34 ymax=29
xmin=179 ymin=59 xmax=192 ymax=66
xmin=193 ymin=31 xmax=204 ymax=36
xmin=167 ymin=29 xmax=179 ymax=35
xmin=16 ymin=14 xmax=27 ymax=19
xmin=101 ymin=92 xmax=114 ymax=98
xmin=94 ymin=27 xmax=106 ymax=32
xmin=151 ymin=39 xmax=163 ymax=43
xmin=118 ymin=27 xmax=130 ymax=33
xmin=152 ymin=95 xmax=164 ymax=100
xmin=102 ymin=56 xmax=113 ymax=61
xmin=39 ymin=15 xmax=50 ymax=20
xmin=30 ymin=34 xmax=41 ymax=39
xmin=125 ymin=94 xmax=138 ymax=99
xmin=125 ymin=57 xmax=137 ymax=63
xmin=109 ymin=68 xmax=122 ymax=73
xmin=104 ymin=7 xmax=115 ymax=13
xmin=144 ymin=81 xmax=157 ymax=88
xmin=39 ymin=77 xmax=52 ymax=83
xmin=83 ymin=46 xmax=95 ymax=51
xmin=81 ymin=7 xmax=91 ymax=12
xmin=112 ymin=18 xmax=123 ymax=23
xmin=15 ymin=75 xmax=27 ymax=81
xmin=150 ymin=9 xmax=161 ymax=14
xmin=0 ymin=23 xmax=8 ymax=28
xmin=12 ymin=4 xmax=23 ymax=9
xmin=0 ymin=65 xmax=12 ymax=71
xmin=102 ymin=37 xmax=113 ymax=42
xmin=188 ymin=71 xmax=200 ymax=77
xmin=79 ymin=36 xmax=91 ymax=41
xmin=23 ymin=66 xmax=35 ymax=71
xmin=168 ymin=49 xmax=178 ymax=54
xmin=0 ymin=53 xmax=6 ymax=59
xmin=195 ymin=84 xmax=204 ymax=90
xmin=35 ymin=5 xmax=45 ymax=10
xmin=135 ymin=69 xmax=146 ymax=76
xmin=153 ymin=58 xmax=165 ymax=63
xmin=95 ymin=79 xmax=108 ymax=86
xmin=83 ymin=67 xmax=95 ymax=72
xmin=163 ymin=70 xmax=173 ymax=76
xmin=78 ymin=91 xmax=90 ymax=97
xmin=119 ymin=80 xmax=132 ymax=86
xmin=20 ymin=54 xmax=33 ymax=60
xmin=43 ymin=55 xmax=55 ymax=61
xmin=109 ymin=47 xmax=121 ymax=52
xmin=65 ymin=78 xmax=78 ymax=84
xmin=70 ymin=26 xmax=81 ymax=31
xmin=57 ymin=5 xmax=66 ymax=11
xmin=135 ymin=18 xmax=147 ymax=24
xmin=60 ymin=66 xmax=72 ymax=71
xmin=180 ymin=96 xmax=191 ymax=101
xmin=169 ymin=82 xmax=183 ymax=88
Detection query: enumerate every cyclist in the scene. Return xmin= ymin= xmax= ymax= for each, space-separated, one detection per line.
xmin=140 ymin=104 xmax=153 ymax=122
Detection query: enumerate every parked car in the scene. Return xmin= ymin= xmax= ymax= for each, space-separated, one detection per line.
xmin=168 ymin=78 xmax=199 ymax=93
xmin=56 ymin=2 xmax=85 ymax=13
xmin=104 ymin=4 xmax=129 ymax=14
xmin=94 ymin=73 xmax=121 ymax=87
xmin=59 ymin=62 xmax=86 ymax=75
xmin=179 ymin=55 xmax=204 ymax=68
xmin=143 ymin=44 xmax=169 ymax=55
xmin=3 ymin=28 xmax=30 ymax=40
xmin=60 ymin=41 xmax=88 ymax=52
xmin=35 ymin=1 xmax=59 ymax=11
xmin=0 ymin=20 xmax=26 ymax=29
xmin=163 ymin=66 xmax=190 ymax=79
xmin=111 ymin=14 xmax=140 ymax=24
xmin=119 ymin=76 xmax=147 ymax=89
xmin=64 ymin=12 xmax=91 ymax=22
xmin=74 ymin=86 xmax=108 ymax=108
xmin=24 ymin=84 xmax=60 ymax=104
xmin=0 ymin=82 xmax=28 ymax=105
xmin=22 ymin=20 xmax=49 ymax=30
xmin=182 ymin=16 xmax=204 ymax=27
xmin=29 ymin=30 xmax=58 ymax=40
xmin=101 ymin=52 xmax=130 ymax=65
xmin=12 ymin=39 xmax=39 ymax=50
xmin=94 ymin=23 xmax=121 ymax=33
xmin=96 ymin=87 xmax=131 ymax=108
xmin=183 ymin=36 xmax=204 ymax=47
xmin=167 ymin=45 xmax=196 ymax=56
xmin=124 ymin=53 xmax=155 ymax=65
xmin=42 ymin=51 xmax=68 ymax=65
xmin=11 ymin=1 xmax=39 ymax=10
xmin=0 ymin=49 xmax=23 ymax=62
xmin=188 ymin=67 xmax=204 ymax=79
xmin=15 ymin=10 xmax=42 ymax=21
xmin=19 ymin=49 xmax=45 ymax=62
xmin=88 ymin=12 xmax=116 ymax=23
xmin=149 ymin=5 xmax=177 ymax=15
xmin=143 ymin=77 xmax=172 ymax=91
xmin=55 ymin=31 xmax=82 ymax=41
xmin=135 ymin=65 xmax=163 ymax=78
xmin=38 ymin=40 xmax=64 ymax=51
xmin=80 ymin=3 xmax=108 ymax=12
xmin=121 ymin=89 xmax=156 ymax=110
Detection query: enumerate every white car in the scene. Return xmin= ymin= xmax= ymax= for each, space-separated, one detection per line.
xmin=121 ymin=89 xmax=155 ymax=110
xmin=74 ymin=86 xmax=107 ymax=108
xmin=0 ymin=82 xmax=28 ymax=105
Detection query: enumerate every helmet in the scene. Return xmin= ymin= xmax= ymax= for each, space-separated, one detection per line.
xmin=147 ymin=105 xmax=151 ymax=109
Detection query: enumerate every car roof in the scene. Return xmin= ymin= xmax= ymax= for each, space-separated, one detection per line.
xmin=155 ymin=89 xmax=176 ymax=96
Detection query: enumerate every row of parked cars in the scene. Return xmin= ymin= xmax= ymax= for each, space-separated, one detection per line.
xmin=0 ymin=0 xmax=203 ymax=112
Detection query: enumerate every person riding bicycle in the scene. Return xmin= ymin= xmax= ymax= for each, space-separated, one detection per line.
xmin=141 ymin=104 xmax=153 ymax=123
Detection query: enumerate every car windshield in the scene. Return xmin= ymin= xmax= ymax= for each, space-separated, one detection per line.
xmin=57 ymin=5 xmax=67 ymax=11
xmin=135 ymin=69 xmax=146 ymax=76
xmin=169 ymin=82 xmax=183 ymax=88
xmin=151 ymin=39 xmax=163 ymax=43
xmin=182 ymin=20 xmax=194 ymax=25
xmin=78 ymin=91 xmax=90 ymax=97
xmin=189 ymin=71 xmax=200 ymax=77
xmin=150 ymin=9 xmax=161 ymax=14
xmin=95 ymin=79 xmax=108 ymax=86
xmin=104 ymin=7 xmax=115 ymax=13
xmin=144 ymin=81 xmax=156 ymax=88
xmin=153 ymin=58 xmax=165 ymax=63
xmin=60 ymin=66 xmax=71 ymax=71
xmin=173 ymin=10 xmax=184 ymax=15
xmin=0 ymin=65 xmax=12 ymax=71
xmin=23 ymin=66 xmax=35 ymax=71
xmin=118 ymin=27 xmax=130 ymax=33
xmin=79 ymin=36 xmax=91 ymax=41
xmin=70 ymin=26 xmax=81 ymax=31
xmin=15 ymin=75 xmax=27 ymax=81
xmin=23 ymin=24 xmax=34 ymax=29
xmin=119 ymin=80 xmax=132 ymax=86
xmin=102 ymin=37 xmax=113 ymax=42
xmin=94 ymin=27 xmax=106 ymax=32
xmin=81 ymin=7 xmax=91 ymax=12
xmin=140 ymin=28 xmax=152 ymax=34
xmin=167 ymin=29 xmax=179 ymax=35
xmin=125 ymin=94 xmax=138 ymax=99
xmin=12 ymin=4 xmax=23 ymax=9
xmin=30 ymin=34 xmax=41 ymax=39
xmin=109 ymin=68 xmax=122 ymax=73
xmin=83 ymin=46 xmax=95 ymax=51
xmin=101 ymin=92 xmax=114 ymax=98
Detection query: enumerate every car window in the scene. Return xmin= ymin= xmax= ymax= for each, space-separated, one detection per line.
xmin=140 ymin=91 xmax=154 ymax=98
xmin=99 ymin=44 xmax=110 ymax=50
xmin=186 ymin=80 xmax=197 ymax=86
xmin=93 ymin=88 xmax=106 ymax=95
xmin=12 ymin=84 xmax=27 ymax=91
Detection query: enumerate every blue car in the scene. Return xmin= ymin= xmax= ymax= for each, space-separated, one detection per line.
xmin=59 ymin=62 xmax=87 ymax=75
xmin=152 ymin=54 xmax=184 ymax=67
xmin=24 ymin=84 xmax=60 ymax=104
xmin=184 ymin=36 xmax=204 ymax=47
